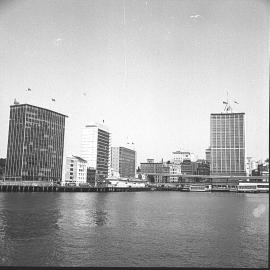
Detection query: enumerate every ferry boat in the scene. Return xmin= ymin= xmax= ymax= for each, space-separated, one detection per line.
xmin=107 ymin=177 xmax=147 ymax=188
xmin=189 ymin=184 xmax=211 ymax=192
xmin=179 ymin=186 xmax=190 ymax=192
xmin=211 ymin=185 xmax=230 ymax=192
xmin=237 ymin=182 xmax=269 ymax=193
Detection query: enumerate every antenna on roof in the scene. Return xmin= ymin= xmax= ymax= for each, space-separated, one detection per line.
xmin=14 ymin=98 xmax=20 ymax=105
xmin=222 ymin=91 xmax=239 ymax=113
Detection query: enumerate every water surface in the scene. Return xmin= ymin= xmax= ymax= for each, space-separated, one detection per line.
xmin=0 ymin=192 xmax=268 ymax=267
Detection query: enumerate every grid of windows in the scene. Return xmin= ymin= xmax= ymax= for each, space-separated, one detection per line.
xmin=111 ymin=147 xmax=136 ymax=177
xmin=210 ymin=113 xmax=245 ymax=176
xmin=5 ymin=104 xmax=67 ymax=182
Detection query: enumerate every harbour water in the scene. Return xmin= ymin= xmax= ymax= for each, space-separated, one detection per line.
xmin=0 ymin=192 xmax=268 ymax=267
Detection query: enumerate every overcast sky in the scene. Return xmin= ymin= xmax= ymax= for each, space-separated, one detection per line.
xmin=0 ymin=0 xmax=269 ymax=164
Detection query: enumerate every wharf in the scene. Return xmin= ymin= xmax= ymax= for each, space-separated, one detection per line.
xmin=0 ymin=184 xmax=151 ymax=193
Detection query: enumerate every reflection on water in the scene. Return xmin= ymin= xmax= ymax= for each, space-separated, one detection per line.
xmin=0 ymin=192 xmax=268 ymax=267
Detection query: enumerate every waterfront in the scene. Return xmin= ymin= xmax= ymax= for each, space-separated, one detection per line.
xmin=0 ymin=192 xmax=268 ymax=267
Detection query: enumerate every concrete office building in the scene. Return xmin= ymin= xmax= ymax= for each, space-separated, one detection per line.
xmin=81 ymin=123 xmax=110 ymax=185
xmin=65 ymin=156 xmax=87 ymax=186
xmin=210 ymin=112 xmax=246 ymax=176
xmin=5 ymin=103 xmax=67 ymax=183
xmin=111 ymin=146 xmax=136 ymax=178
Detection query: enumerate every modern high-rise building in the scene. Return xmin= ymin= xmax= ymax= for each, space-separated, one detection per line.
xmin=80 ymin=123 xmax=110 ymax=185
xmin=111 ymin=146 xmax=136 ymax=178
xmin=210 ymin=112 xmax=246 ymax=176
xmin=5 ymin=103 xmax=67 ymax=183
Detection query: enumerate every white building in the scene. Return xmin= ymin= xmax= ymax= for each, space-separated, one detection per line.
xmin=80 ymin=123 xmax=110 ymax=185
xmin=65 ymin=156 xmax=87 ymax=186
xmin=168 ymin=163 xmax=182 ymax=182
xmin=172 ymin=150 xmax=195 ymax=164
xmin=245 ymin=157 xmax=258 ymax=176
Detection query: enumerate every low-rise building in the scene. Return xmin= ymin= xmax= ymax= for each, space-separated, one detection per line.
xmin=140 ymin=159 xmax=169 ymax=183
xmin=168 ymin=163 xmax=181 ymax=182
xmin=172 ymin=150 xmax=192 ymax=164
xmin=196 ymin=159 xmax=210 ymax=175
xmin=65 ymin=156 xmax=87 ymax=186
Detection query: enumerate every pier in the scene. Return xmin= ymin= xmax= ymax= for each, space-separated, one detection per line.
xmin=0 ymin=183 xmax=151 ymax=193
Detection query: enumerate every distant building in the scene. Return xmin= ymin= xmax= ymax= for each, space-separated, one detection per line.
xmin=81 ymin=123 xmax=110 ymax=186
xmin=5 ymin=103 xmax=67 ymax=183
xmin=205 ymin=148 xmax=211 ymax=165
xmin=65 ymin=156 xmax=87 ymax=186
xmin=168 ymin=163 xmax=181 ymax=182
xmin=111 ymin=146 xmax=136 ymax=178
xmin=245 ymin=157 xmax=258 ymax=176
xmin=181 ymin=159 xmax=195 ymax=175
xmin=210 ymin=112 xmax=246 ymax=176
xmin=196 ymin=159 xmax=210 ymax=175
xmin=258 ymin=162 xmax=269 ymax=177
xmin=172 ymin=150 xmax=195 ymax=164
xmin=0 ymin=158 xmax=6 ymax=180
xmin=140 ymin=159 xmax=169 ymax=183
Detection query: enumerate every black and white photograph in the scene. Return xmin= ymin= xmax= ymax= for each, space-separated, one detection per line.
xmin=0 ymin=0 xmax=269 ymax=268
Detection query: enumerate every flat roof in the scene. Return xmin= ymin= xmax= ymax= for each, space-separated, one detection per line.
xmin=10 ymin=103 xmax=68 ymax=118
xmin=211 ymin=112 xmax=245 ymax=116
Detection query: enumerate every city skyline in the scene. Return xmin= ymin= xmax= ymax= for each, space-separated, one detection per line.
xmin=0 ymin=0 xmax=269 ymax=164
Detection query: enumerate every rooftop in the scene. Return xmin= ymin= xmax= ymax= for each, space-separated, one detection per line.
xmin=72 ymin=156 xmax=87 ymax=163
xmin=10 ymin=103 xmax=68 ymax=118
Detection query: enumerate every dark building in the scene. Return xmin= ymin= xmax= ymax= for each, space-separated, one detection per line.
xmin=0 ymin=158 xmax=6 ymax=180
xmin=181 ymin=160 xmax=194 ymax=175
xmin=111 ymin=146 xmax=136 ymax=177
xmin=140 ymin=159 xmax=169 ymax=183
xmin=5 ymin=104 xmax=67 ymax=183
xmin=196 ymin=160 xmax=210 ymax=175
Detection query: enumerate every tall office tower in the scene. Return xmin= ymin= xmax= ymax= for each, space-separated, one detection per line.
xmin=111 ymin=146 xmax=136 ymax=178
xmin=5 ymin=103 xmax=67 ymax=183
xmin=81 ymin=123 xmax=110 ymax=185
xmin=210 ymin=112 xmax=246 ymax=176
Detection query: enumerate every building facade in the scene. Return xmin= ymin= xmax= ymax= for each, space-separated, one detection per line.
xmin=181 ymin=159 xmax=195 ymax=175
xmin=81 ymin=123 xmax=110 ymax=185
xmin=140 ymin=159 xmax=170 ymax=183
xmin=210 ymin=113 xmax=246 ymax=176
xmin=168 ymin=163 xmax=181 ymax=182
xmin=5 ymin=103 xmax=67 ymax=183
xmin=172 ymin=150 xmax=195 ymax=164
xmin=205 ymin=148 xmax=211 ymax=165
xmin=245 ymin=157 xmax=258 ymax=176
xmin=111 ymin=146 xmax=136 ymax=178
xmin=65 ymin=156 xmax=87 ymax=186
xmin=196 ymin=159 xmax=210 ymax=175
